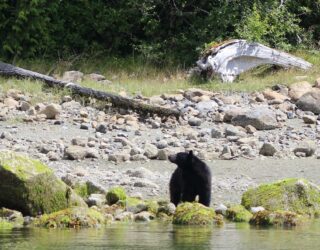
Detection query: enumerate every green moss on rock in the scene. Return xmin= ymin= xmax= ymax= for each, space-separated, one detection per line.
xmin=241 ymin=178 xmax=320 ymax=216
xmin=226 ymin=205 xmax=253 ymax=222
xmin=0 ymin=208 xmax=24 ymax=228
xmin=33 ymin=207 xmax=105 ymax=228
xmin=173 ymin=202 xmax=222 ymax=225
xmin=106 ymin=187 xmax=127 ymax=205
xmin=0 ymin=151 xmax=87 ymax=216
xmin=250 ymin=210 xmax=307 ymax=227
xmin=0 ymin=219 xmax=14 ymax=229
xmin=74 ymin=183 xmax=89 ymax=198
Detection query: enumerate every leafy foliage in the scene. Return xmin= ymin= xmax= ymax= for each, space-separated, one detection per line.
xmin=0 ymin=0 xmax=319 ymax=64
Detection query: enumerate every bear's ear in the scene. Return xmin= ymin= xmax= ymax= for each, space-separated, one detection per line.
xmin=188 ymin=150 xmax=193 ymax=159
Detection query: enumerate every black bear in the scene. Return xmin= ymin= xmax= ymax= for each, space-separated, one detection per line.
xmin=168 ymin=150 xmax=212 ymax=207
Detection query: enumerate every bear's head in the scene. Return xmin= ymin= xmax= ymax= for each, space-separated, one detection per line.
xmin=168 ymin=150 xmax=193 ymax=169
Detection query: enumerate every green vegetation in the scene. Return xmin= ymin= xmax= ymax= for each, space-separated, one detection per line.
xmin=173 ymin=202 xmax=222 ymax=225
xmin=226 ymin=205 xmax=253 ymax=222
xmin=0 ymin=151 xmax=87 ymax=216
xmin=33 ymin=207 xmax=106 ymax=228
xmin=250 ymin=210 xmax=307 ymax=227
xmin=1 ymin=1 xmax=319 ymax=65
xmin=0 ymin=49 xmax=319 ymax=99
xmin=106 ymin=187 xmax=127 ymax=205
xmin=241 ymin=178 xmax=320 ymax=216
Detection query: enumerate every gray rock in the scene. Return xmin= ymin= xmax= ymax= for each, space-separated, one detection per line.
xmin=259 ymin=143 xmax=277 ymax=156
xmin=130 ymin=154 xmax=148 ymax=161
xmin=144 ymin=143 xmax=158 ymax=159
xmin=126 ymin=167 xmax=153 ymax=178
xmin=158 ymin=202 xmax=176 ymax=215
xmin=39 ymin=104 xmax=61 ymax=119
xmin=303 ymin=115 xmax=317 ymax=124
xmin=62 ymin=71 xmax=84 ymax=82
xmin=296 ymin=89 xmax=320 ymax=114
xmin=215 ymin=204 xmax=228 ymax=216
xmin=157 ymin=149 xmax=169 ymax=160
xmin=130 ymin=147 xmax=144 ymax=156
xmin=64 ymin=145 xmax=98 ymax=160
xmin=134 ymin=211 xmax=154 ymax=222
xmin=223 ymin=107 xmax=246 ymax=122
xmin=115 ymin=212 xmax=134 ymax=222
xmin=0 ymin=132 xmax=13 ymax=141
xmin=96 ymin=123 xmax=108 ymax=134
xmin=211 ymin=128 xmax=223 ymax=138
xmin=195 ymin=100 xmax=218 ymax=112
xmin=19 ymin=101 xmax=31 ymax=111
xmin=85 ymin=73 xmax=106 ymax=82
xmin=71 ymin=137 xmax=87 ymax=147
xmin=127 ymin=203 xmax=148 ymax=214
xmin=80 ymin=123 xmax=89 ymax=130
xmin=231 ymin=108 xmax=278 ymax=130
xmin=109 ymin=153 xmax=130 ymax=163
xmin=225 ymin=125 xmax=246 ymax=137
xmin=156 ymin=140 xmax=168 ymax=149
xmin=188 ymin=117 xmax=202 ymax=126
xmin=133 ymin=180 xmax=159 ymax=188
xmin=47 ymin=151 xmax=60 ymax=161
xmin=85 ymin=148 xmax=99 ymax=158
xmin=86 ymin=194 xmax=106 ymax=207
xmin=149 ymin=96 xmax=165 ymax=106
xmin=293 ymin=140 xmax=316 ymax=157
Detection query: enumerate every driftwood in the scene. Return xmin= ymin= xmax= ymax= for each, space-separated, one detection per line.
xmin=196 ymin=39 xmax=312 ymax=82
xmin=0 ymin=61 xmax=181 ymax=118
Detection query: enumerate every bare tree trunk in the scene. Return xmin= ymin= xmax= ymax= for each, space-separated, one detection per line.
xmin=0 ymin=61 xmax=181 ymax=118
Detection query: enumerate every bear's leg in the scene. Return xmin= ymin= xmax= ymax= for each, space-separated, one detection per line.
xmin=181 ymin=187 xmax=197 ymax=203
xmin=199 ymin=190 xmax=211 ymax=207
xmin=170 ymin=170 xmax=182 ymax=206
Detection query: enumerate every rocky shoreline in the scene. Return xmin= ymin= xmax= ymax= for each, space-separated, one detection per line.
xmin=0 ymin=78 xmax=320 ymax=228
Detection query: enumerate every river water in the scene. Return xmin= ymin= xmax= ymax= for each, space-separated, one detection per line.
xmin=1 ymin=221 xmax=320 ymax=250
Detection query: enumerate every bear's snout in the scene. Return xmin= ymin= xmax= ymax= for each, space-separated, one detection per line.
xmin=168 ymin=154 xmax=177 ymax=163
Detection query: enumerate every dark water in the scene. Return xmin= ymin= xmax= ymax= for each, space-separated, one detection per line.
xmin=1 ymin=222 xmax=320 ymax=250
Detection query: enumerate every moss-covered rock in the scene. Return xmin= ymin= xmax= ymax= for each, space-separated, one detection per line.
xmin=250 ymin=210 xmax=307 ymax=227
xmin=173 ymin=202 xmax=223 ymax=225
xmin=0 ymin=207 xmax=24 ymax=228
xmin=73 ymin=181 xmax=104 ymax=199
xmin=106 ymin=187 xmax=127 ymax=205
xmin=33 ymin=207 xmax=106 ymax=228
xmin=241 ymin=178 xmax=320 ymax=216
xmin=0 ymin=219 xmax=14 ymax=229
xmin=0 ymin=151 xmax=87 ymax=216
xmin=226 ymin=205 xmax=253 ymax=222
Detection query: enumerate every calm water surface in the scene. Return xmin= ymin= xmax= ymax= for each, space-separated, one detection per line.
xmin=1 ymin=221 xmax=320 ymax=250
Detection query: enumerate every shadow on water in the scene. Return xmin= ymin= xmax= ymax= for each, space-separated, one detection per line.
xmin=1 ymin=221 xmax=320 ymax=250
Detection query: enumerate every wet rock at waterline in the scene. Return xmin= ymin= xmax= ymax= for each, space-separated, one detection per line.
xmin=0 ymin=151 xmax=87 ymax=216
xmin=241 ymin=178 xmax=320 ymax=216
xmin=173 ymin=202 xmax=223 ymax=225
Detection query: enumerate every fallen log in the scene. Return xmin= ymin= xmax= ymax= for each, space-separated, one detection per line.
xmin=0 ymin=61 xmax=181 ymax=118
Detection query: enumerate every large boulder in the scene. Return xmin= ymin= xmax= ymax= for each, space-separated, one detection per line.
xmin=289 ymin=81 xmax=313 ymax=101
xmin=0 ymin=151 xmax=87 ymax=216
xmin=241 ymin=178 xmax=320 ymax=216
xmin=173 ymin=202 xmax=223 ymax=225
xmin=231 ymin=108 xmax=278 ymax=130
xmin=296 ymin=89 xmax=320 ymax=114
